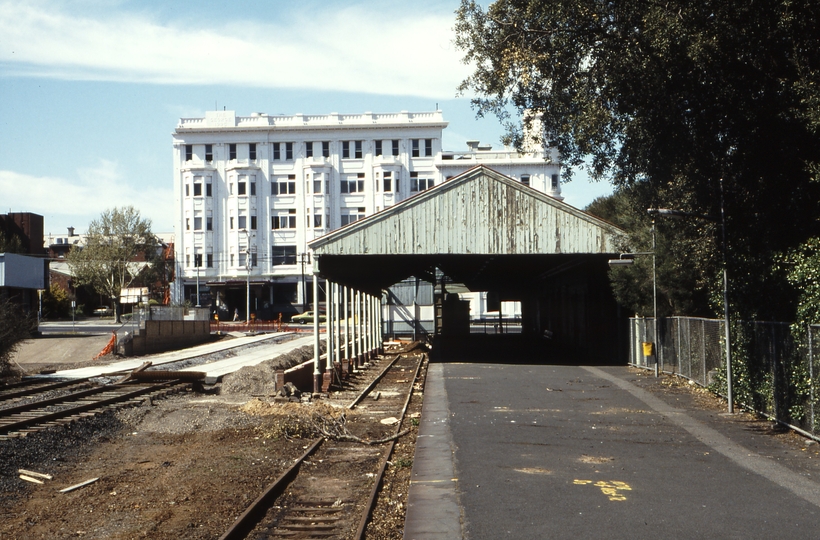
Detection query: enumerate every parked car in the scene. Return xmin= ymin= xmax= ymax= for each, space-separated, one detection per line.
xmin=291 ymin=311 xmax=326 ymax=324
xmin=93 ymin=306 xmax=113 ymax=316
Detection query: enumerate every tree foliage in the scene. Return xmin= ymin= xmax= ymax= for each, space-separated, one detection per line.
xmin=67 ymin=207 xmax=157 ymax=321
xmin=456 ymin=0 xmax=820 ymax=321
xmin=0 ymin=230 xmax=25 ymax=254
xmin=586 ymin=188 xmax=712 ymax=318
xmin=42 ymin=284 xmax=72 ymax=320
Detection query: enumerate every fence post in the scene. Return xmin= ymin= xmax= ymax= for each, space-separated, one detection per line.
xmin=700 ymin=319 xmax=706 ymax=386
xmin=810 ymin=325 xmax=816 ymax=435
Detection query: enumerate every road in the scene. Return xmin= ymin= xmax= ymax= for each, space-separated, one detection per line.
xmin=406 ymin=362 xmax=820 ymax=539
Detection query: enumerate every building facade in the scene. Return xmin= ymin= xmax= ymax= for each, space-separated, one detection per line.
xmin=172 ymin=110 xmax=562 ymax=319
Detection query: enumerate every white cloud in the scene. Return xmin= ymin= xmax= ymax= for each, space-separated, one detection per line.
xmin=0 ymin=162 xmax=174 ymax=235
xmin=0 ymin=1 xmax=470 ymax=99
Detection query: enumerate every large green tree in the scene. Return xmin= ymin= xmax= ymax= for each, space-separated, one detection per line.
xmin=456 ymin=0 xmax=820 ymax=321
xmin=68 ymin=206 xmax=158 ymax=322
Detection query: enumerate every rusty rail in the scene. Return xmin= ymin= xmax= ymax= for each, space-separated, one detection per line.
xmin=354 ymin=352 xmax=426 ymax=539
xmin=218 ymin=438 xmax=324 ymax=540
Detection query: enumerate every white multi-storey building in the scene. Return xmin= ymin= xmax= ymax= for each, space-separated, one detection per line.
xmin=172 ymin=110 xmax=562 ymax=319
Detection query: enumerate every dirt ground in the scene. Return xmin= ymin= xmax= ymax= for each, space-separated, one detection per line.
xmin=0 ymin=337 xmax=419 ymax=540
xmin=10 ymin=333 xmax=113 ymax=373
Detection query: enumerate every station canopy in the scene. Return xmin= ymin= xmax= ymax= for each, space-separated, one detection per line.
xmin=308 ymin=166 xmax=625 ymax=295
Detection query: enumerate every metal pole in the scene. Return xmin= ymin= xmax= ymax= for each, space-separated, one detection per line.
xmin=334 ymin=282 xmax=341 ymax=370
xmin=652 ymin=218 xmax=659 ymax=377
xmin=355 ymin=289 xmax=362 ymax=366
xmin=196 ymin=264 xmax=200 ymax=307
xmin=720 ymin=178 xmax=734 ymax=413
xmin=313 ymin=272 xmax=320 ymax=394
xmin=344 ymin=286 xmax=350 ymax=367
xmin=326 ymin=281 xmax=334 ymax=372
xmin=300 ymin=253 xmax=307 ymax=313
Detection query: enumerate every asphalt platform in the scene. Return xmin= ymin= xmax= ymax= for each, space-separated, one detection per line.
xmin=404 ymin=361 xmax=820 ymax=539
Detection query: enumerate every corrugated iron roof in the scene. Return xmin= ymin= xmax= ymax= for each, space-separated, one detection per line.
xmin=310 ymin=166 xmax=624 ymax=257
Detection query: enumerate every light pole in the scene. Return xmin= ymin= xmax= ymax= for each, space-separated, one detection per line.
xmin=648 ymin=189 xmax=733 ymax=413
xmin=299 ymin=252 xmax=310 ymax=313
xmin=241 ymin=229 xmax=251 ymax=322
xmin=195 ymin=263 xmax=200 ymax=307
xmin=609 ymin=250 xmax=657 ymax=375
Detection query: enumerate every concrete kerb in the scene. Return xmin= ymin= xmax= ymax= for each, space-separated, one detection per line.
xmin=404 ymin=362 xmax=463 ymax=539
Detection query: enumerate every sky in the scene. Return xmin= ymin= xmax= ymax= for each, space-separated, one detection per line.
xmin=0 ymin=0 xmax=613 ymax=237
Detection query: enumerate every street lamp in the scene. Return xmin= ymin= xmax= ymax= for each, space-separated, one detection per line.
xmin=608 ymin=250 xmax=657 ymax=376
xmin=648 ymin=181 xmax=733 ymax=413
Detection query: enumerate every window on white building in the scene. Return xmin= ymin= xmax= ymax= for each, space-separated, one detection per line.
xmin=521 ymin=174 xmax=530 ymax=186
xmin=383 ymin=171 xmax=393 ymax=192
xmin=410 ymin=172 xmax=434 ymax=192
xmin=392 ymin=140 xmax=399 ymax=156
xmin=340 ymin=207 xmax=366 ymax=226
xmin=206 ymin=253 xmax=213 ymax=268
xmin=238 ymin=215 xmax=247 ymax=230
xmin=185 ymin=254 xmax=190 ymax=267
xmin=205 ymin=144 xmax=213 ymax=161
xmin=229 ymin=216 xmax=235 ymax=229
xmin=250 ymin=215 xmax=257 ymax=230
xmin=229 ymin=143 xmax=237 ymax=160
xmin=375 ymin=140 xmax=382 ymax=156
xmin=238 ymin=251 xmax=247 ymax=268
xmin=206 ymin=217 xmax=213 ymax=231
xmin=411 ymin=139 xmax=433 ymax=157
xmin=305 ymin=142 xmax=314 ymax=158
xmin=342 ymin=141 xmax=362 ymax=159
xmin=194 ymin=217 xmax=202 ymax=230
xmin=272 ymin=142 xmax=293 ymax=160
xmin=185 ymin=184 xmax=190 ymax=197
xmin=193 ymin=182 xmax=202 ymax=196
xmin=194 ymin=254 xmax=203 ymax=268
xmin=272 ymin=245 xmax=296 ymax=265
xmin=250 ymin=182 xmax=256 ymax=196
xmin=322 ymin=141 xmax=330 ymax=157
xmin=185 ymin=145 xmax=192 ymax=161
xmin=206 ymin=183 xmax=212 ymax=196
xmin=551 ymin=174 xmax=559 ymax=190
xmin=238 ymin=181 xmax=246 ymax=196
xmin=272 ymin=176 xmax=296 ymax=195
xmin=185 ymin=218 xmax=190 ymax=231
xmin=341 ymin=173 xmax=365 ymax=193
xmin=249 ymin=143 xmax=256 ymax=160
xmin=272 ymin=209 xmax=297 ymax=229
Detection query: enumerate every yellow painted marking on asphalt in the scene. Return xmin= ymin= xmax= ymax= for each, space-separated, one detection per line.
xmin=574 ymin=479 xmax=632 ymax=501
xmin=514 ymin=467 xmax=552 ymax=475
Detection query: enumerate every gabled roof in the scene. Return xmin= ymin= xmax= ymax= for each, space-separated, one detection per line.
xmin=310 ymin=166 xmax=623 ymax=257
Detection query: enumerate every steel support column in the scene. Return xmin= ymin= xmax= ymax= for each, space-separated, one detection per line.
xmin=344 ymin=286 xmax=351 ymax=372
xmin=312 ymin=273 xmax=320 ymax=395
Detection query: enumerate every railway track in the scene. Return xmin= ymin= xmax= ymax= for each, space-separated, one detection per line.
xmin=0 ymin=377 xmax=93 ymax=404
xmin=220 ymin=347 xmax=427 ymax=540
xmin=0 ymin=379 xmax=190 ymax=440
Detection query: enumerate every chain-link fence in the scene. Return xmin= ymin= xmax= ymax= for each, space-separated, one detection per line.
xmin=115 ymin=306 xmax=210 ymax=341
xmin=629 ymin=317 xmax=820 ymax=439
